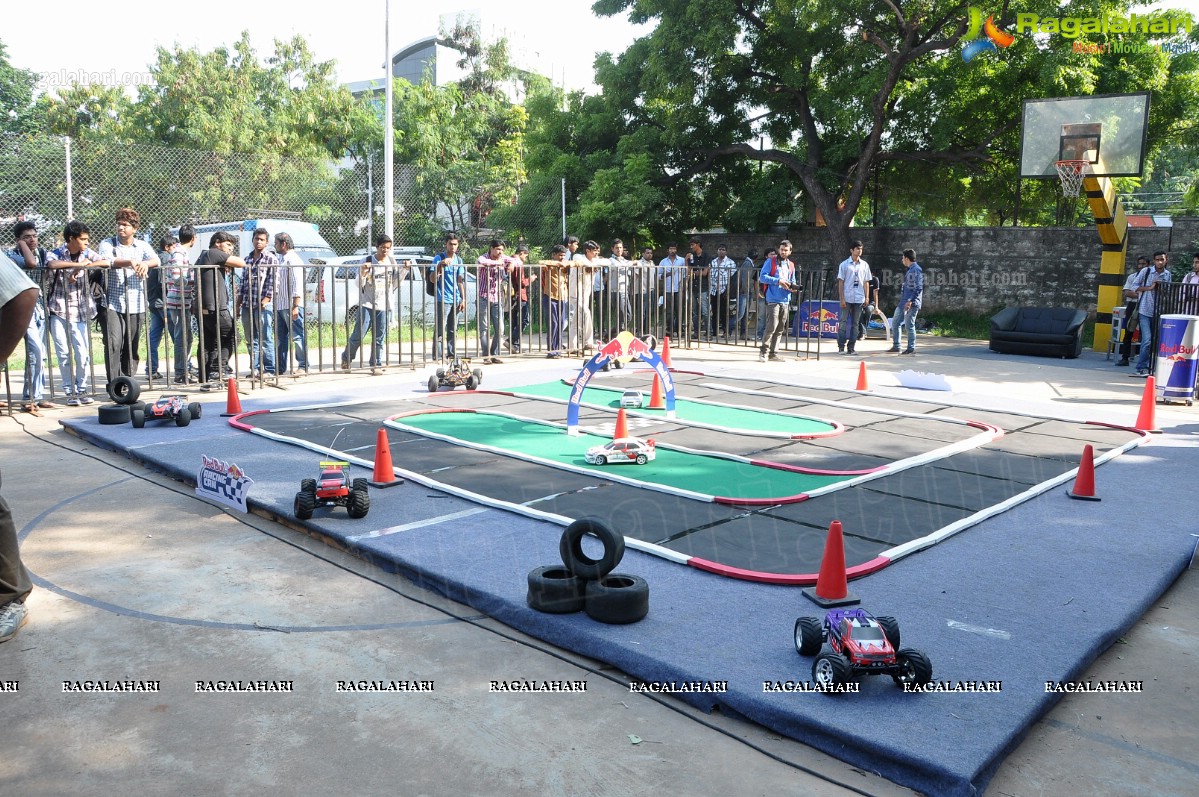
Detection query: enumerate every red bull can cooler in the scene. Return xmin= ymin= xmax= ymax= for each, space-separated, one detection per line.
xmin=1154 ymin=314 xmax=1199 ymax=404
xmin=795 ymin=300 xmax=840 ymax=338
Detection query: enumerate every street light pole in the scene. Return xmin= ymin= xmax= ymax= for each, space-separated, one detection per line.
xmin=384 ymin=0 xmax=395 ymax=241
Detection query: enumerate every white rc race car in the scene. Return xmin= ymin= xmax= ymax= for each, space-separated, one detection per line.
xmin=585 ymin=437 xmax=656 ymax=466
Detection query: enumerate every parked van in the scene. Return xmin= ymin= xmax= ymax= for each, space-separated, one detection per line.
xmin=173 ymin=219 xmax=336 ymax=265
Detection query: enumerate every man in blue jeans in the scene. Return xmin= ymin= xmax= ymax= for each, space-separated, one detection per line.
xmin=235 ymin=228 xmax=276 ymax=378
xmin=888 ymin=248 xmax=923 ymax=355
xmin=273 ymin=232 xmax=309 ymax=374
xmin=1131 ymin=250 xmax=1172 ymax=377
xmin=836 ymin=240 xmax=872 ymax=355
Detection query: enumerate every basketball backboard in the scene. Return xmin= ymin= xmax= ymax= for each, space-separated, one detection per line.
xmin=1019 ymin=92 xmax=1150 ymax=178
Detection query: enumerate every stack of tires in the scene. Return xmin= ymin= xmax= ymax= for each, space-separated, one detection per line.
xmin=97 ymin=376 xmax=143 ymax=425
xmin=527 ymin=518 xmax=649 ymax=624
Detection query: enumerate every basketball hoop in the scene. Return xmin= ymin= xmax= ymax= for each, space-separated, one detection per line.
xmin=1054 ymin=160 xmax=1089 ymax=197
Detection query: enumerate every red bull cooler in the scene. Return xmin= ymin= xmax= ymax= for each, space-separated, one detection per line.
xmin=1154 ymin=314 xmax=1199 ymax=404
xmin=795 ymin=301 xmax=840 ymax=339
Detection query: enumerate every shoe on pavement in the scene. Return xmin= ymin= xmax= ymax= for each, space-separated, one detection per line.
xmin=0 ymin=601 xmax=29 ymax=643
xmin=758 ymin=352 xmax=766 ymax=362
xmin=901 ymin=349 xmax=915 ymax=355
xmin=79 ymin=396 xmax=94 ymax=405
xmin=1132 ymin=369 xmax=1150 ymax=378
xmin=768 ymin=354 xmax=784 ymax=362
xmin=888 ymin=346 xmax=901 ymax=353
xmin=1114 ymin=358 xmax=1130 ymax=367
xmin=66 ymin=396 xmax=81 ymax=407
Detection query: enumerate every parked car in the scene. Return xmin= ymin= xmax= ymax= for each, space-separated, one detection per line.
xmin=304 ymin=257 xmax=477 ymax=328
xmin=174 ymin=219 xmax=336 ymax=265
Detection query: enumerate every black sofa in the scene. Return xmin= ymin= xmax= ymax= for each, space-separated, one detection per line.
xmin=989 ymin=306 xmax=1087 ymax=359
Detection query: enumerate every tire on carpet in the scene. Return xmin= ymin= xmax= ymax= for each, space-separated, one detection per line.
xmin=584 ymin=573 xmax=649 ymax=624
xmin=559 ymin=517 xmax=625 ymax=580
xmin=97 ymin=403 xmax=131 ymax=425
xmin=526 ymin=565 xmax=587 ymax=614
xmin=106 ymin=376 xmax=140 ymax=405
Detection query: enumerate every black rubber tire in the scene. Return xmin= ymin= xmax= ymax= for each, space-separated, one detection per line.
xmin=436 ymin=368 xmax=445 ymax=378
xmin=559 ymin=517 xmax=625 ymax=580
xmin=107 ymin=376 xmax=140 ymax=405
xmin=465 ymin=375 xmax=478 ymax=390
xmin=294 ymin=490 xmax=315 ymax=520
xmin=188 ymin=402 xmax=203 ymax=420
xmin=129 ymin=400 xmax=146 ymax=413
xmin=347 ymin=487 xmax=370 ymax=519
xmin=175 ymin=408 xmax=191 ymax=427
xmin=613 ymin=360 xmax=624 ymax=369
xmin=876 ymin=616 xmax=900 ymax=650
xmin=596 ymin=455 xmax=607 ymax=466
xmin=635 ymin=454 xmax=648 ymax=465
xmin=892 ymin=649 xmax=933 ymax=688
xmin=812 ymin=653 xmax=852 ymax=688
xmin=472 ymin=368 xmax=483 ymax=383
xmin=584 ymin=573 xmax=649 ymax=624
xmin=428 ymin=375 xmax=439 ymax=393
xmin=300 ymin=478 xmax=316 ymax=493
xmin=97 ymin=403 xmax=131 ymax=425
xmin=130 ymin=408 xmax=146 ymax=428
xmin=795 ymin=617 xmax=824 ymax=656
xmin=352 ymin=478 xmax=368 ymax=492
xmin=601 ymin=361 xmax=610 ymax=372
xmin=526 ymin=565 xmax=587 ymax=614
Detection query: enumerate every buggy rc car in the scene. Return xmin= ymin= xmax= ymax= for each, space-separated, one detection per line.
xmin=428 ymin=358 xmax=484 ymax=392
xmin=131 ymin=395 xmax=202 ymax=428
xmin=794 ymin=608 xmax=932 ymax=689
xmin=294 ymin=461 xmax=370 ymax=520
xmin=585 ymin=436 xmax=656 ymax=466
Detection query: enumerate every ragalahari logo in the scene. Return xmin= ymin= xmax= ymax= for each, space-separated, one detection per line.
xmin=962 ymin=7 xmax=1016 ymax=62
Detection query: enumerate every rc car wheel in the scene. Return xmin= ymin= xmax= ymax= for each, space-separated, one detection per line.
xmin=188 ymin=402 xmax=203 ymax=420
xmin=892 ymin=649 xmax=933 ymax=688
xmin=352 ymin=478 xmax=368 ymax=492
xmin=472 ymin=368 xmax=483 ymax=383
xmin=584 ymin=574 xmax=649 ymax=624
xmin=526 ymin=565 xmax=587 ymax=614
xmin=795 ymin=617 xmax=824 ymax=656
xmin=129 ymin=400 xmax=146 ymax=413
xmin=613 ymin=360 xmax=624 ymax=369
xmin=635 ymin=454 xmax=648 ymax=465
xmin=107 ymin=376 xmax=140 ymax=405
xmin=294 ymin=490 xmax=315 ymax=520
xmin=465 ymin=375 xmax=478 ymax=390
xmin=436 ymin=368 xmax=445 ymax=378
xmin=876 ymin=616 xmax=900 ymax=649
xmin=347 ymin=487 xmax=370 ymax=519
xmin=97 ymin=403 xmax=130 ymax=425
xmin=601 ymin=361 xmax=610 ymax=372
xmin=175 ymin=408 xmax=191 ymax=427
xmin=428 ymin=375 xmax=439 ymax=393
xmin=300 ymin=479 xmax=316 ymax=493
xmin=812 ymin=653 xmax=851 ymax=688
xmin=559 ymin=517 xmax=625 ymax=580
xmin=130 ymin=408 xmax=146 ymax=428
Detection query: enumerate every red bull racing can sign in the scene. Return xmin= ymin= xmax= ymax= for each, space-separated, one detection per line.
xmin=797 ymin=301 xmax=840 ymax=339
xmin=1155 ymin=314 xmax=1198 ymax=404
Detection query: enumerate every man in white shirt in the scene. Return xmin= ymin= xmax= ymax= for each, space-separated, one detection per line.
xmin=708 ymin=244 xmax=737 ymax=337
xmin=657 ymin=243 xmax=686 ymax=337
xmin=273 ymin=232 xmax=308 ymax=374
xmin=606 ymin=239 xmax=632 ymax=337
xmin=836 ymin=240 xmax=872 ymax=355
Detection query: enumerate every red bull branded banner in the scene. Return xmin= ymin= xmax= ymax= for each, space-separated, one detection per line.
xmin=1155 ymin=314 xmax=1199 ymax=403
xmin=796 ymin=301 xmax=840 ymax=339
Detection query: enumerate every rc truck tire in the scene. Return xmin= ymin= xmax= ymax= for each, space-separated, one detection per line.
xmin=352 ymin=478 xmax=369 ymax=492
xmin=559 ymin=517 xmax=625 ymax=580
xmin=584 ymin=574 xmax=649 ymax=624
xmin=428 ymin=375 xmax=439 ymax=393
xmin=98 ymin=403 xmax=130 ymax=425
xmin=294 ymin=490 xmax=315 ymax=520
xmin=188 ymin=402 xmax=203 ymax=420
xmin=347 ymin=487 xmax=370 ymax=519
xmin=175 ymin=408 xmax=191 ymax=427
xmin=130 ymin=408 xmax=146 ymax=428
xmin=813 ymin=653 xmax=851 ymax=688
xmin=892 ymin=649 xmax=933 ymax=688
xmin=795 ymin=617 xmax=824 ymax=656
xmin=107 ymin=376 xmax=140 ymax=405
xmin=465 ymin=375 xmax=478 ymax=390
xmin=876 ymin=616 xmax=900 ymax=650
xmin=472 ymin=368 xmax=483 ymax=383
xmin=526 ymin=565 xmax=587 ymax=614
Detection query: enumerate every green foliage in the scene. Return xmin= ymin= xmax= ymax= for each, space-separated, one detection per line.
xmin=0 ymin=40 xmax=38 ymax=137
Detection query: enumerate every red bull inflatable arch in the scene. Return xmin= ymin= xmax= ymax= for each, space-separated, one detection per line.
xmin=566 ymin=331 xmax=676 ymax=435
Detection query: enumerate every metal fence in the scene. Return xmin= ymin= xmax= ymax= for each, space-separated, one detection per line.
xmin=2 ymin=135 xmax=852 ymax=407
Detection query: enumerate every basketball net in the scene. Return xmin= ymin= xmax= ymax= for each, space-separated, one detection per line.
xmin=1054 ymin=160 xmax=1089 ymax=198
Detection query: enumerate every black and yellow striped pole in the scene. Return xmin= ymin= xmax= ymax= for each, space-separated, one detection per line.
xmin=1083 ymin=173 xmax=1128 ymax=347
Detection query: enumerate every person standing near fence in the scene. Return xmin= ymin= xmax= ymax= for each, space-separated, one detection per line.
xmin=735 ymin=248 xmax=758 ymax=338
xmin=273 ymin=232 xmax=309 ymax=375
xmin=708 ymin=243 xmax=736 ymax=337
xmin=97 ymin=207 xmax=158 ymax=383
xmin=195 ymin=232 xmax=243 ymax=389
xmin=836 ymin=240 xmax=871 ymax=355
xmin=607 ymin=239 xmax=633 ymax=337
xmin=570 ymin=241 xmax=604 ymax=354
xmin=541 ymin=244 xmax=570 ymax=358
xmin=758 ymin=240 xmax=796 ymax=362
xmin=1131 ymin=251 xmax=1172 ymax=378
xmin=235 ymin=228 xmax=276 ymax=378
xmin=507 ymin=244 xmax=534 ymax=354
xmin=686 ymin=239 xmax=710 ymax=338
xmin=163 ymin=225 xmax=195 ymax=384
xmin=46 ymin=221 xmax=108 ymax=405
xmin=6 ymin=221 xmax=51 ymax=412
xmin=634 ymin=246 xmax=656 ymax=336
xmin=145 ymin=235 xmax=176 ymax=381
xmin=476 ymin=239 xmax=510 ymax=364
xmin=1 ymin=253 xmax=39 ymax=643
xmin=658 ymin=243 xmax=686 ymax=338
xmin=342 ymin=234 xmax=405 ymax=374
xmin=1114 ymin=255 xmax=1150 ymax=368
xmin=888 ymin=248 xmax=923 ymax=355
xmin=431 ymin=232 xmax=466 ymax=361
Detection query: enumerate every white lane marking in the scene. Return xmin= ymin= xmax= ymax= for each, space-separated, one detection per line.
xmin=349 ymin=508 xmax=489 ymax=541
xmin=947 ymin=619 xmax=1012 ymax=640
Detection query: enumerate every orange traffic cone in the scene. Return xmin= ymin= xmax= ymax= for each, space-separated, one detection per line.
xmin=855 ymin=361 xmax=869 ymax=391
xmin=660 ymin=336 xmax=673 ymax=368
xmin=1134 ymin=375 xmax=1161 ymax=433
xmin=614 ymin=408 xmax=629 ymax=440
xmin=220 ymin=377 xmax=243 ymax=416
xmin=802 ymin=521 xmax=861 ymax=607
xmin=1067 ymin=444 xmax=1101 ymax=501
xmin=648 ymin=375 xmax=665 ymax=409
xmin=369 ymin=427 xmax=404 ymax=487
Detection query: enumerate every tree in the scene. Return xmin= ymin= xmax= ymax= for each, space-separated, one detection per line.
xmin=0 ymin=39 xmax=38 ymax=137
xmin=590 ymin=0 xmax=1199 ymax=265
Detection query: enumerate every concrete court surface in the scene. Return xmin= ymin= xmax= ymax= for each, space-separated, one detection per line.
xmin=1 ymin=336 xmax=1196 ymax=797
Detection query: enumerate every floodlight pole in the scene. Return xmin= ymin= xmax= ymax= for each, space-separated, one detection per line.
xmin=384 ymin=0 xmax=395 ymax=240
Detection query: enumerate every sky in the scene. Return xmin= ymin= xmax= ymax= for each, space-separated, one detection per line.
xmin=4 ymin=0 xmax=650 ymax=95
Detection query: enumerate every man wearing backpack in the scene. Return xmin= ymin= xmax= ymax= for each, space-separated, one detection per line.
xmin=430 ymin=232 xmax=466 ymax=360
xmin=1130 ymin=251 xmax=1172 ymax=378
xmin=758 ymin=240 xmax=796 ymax=362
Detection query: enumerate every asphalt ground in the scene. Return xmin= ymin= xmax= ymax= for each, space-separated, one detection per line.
xmin=1 ymin=335 xmax=1196 ymax=797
